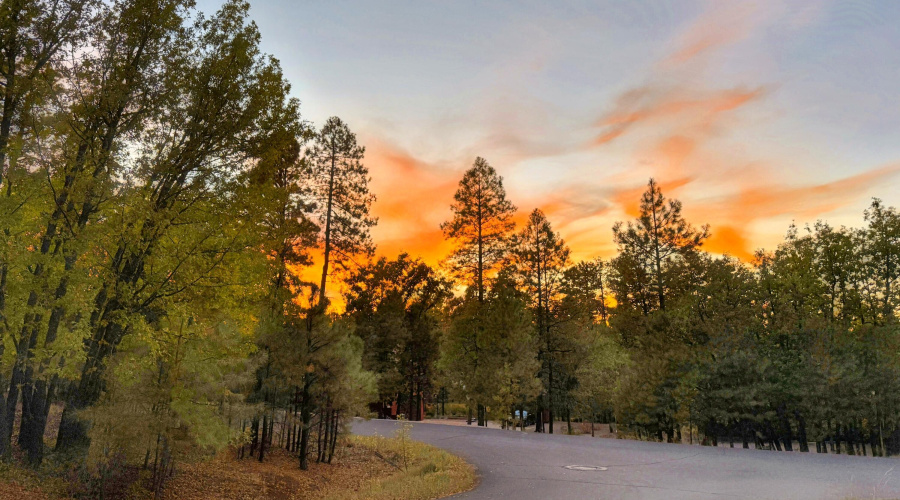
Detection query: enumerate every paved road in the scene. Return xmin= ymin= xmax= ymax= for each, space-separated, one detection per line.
xmin=352 ymin=419 xmax=900 ymax=500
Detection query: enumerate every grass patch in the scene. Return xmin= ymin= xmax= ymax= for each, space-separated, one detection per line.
xmin=328 ymin=430 xmax=477 ymax=500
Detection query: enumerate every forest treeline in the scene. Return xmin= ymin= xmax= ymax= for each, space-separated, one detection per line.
xmin=435 ymin=165 xmax=900 ymax=458
xmin=2 ymin=0 xmax=900 ymax=496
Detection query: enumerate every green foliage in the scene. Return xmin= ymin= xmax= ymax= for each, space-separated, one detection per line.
xmin=440 ymin=267 xmax=539 ymax=422
xmin=0 ymin=0 xmax=379 ymax=482
xmin=345 ymin=253 xmax=449 ymax=415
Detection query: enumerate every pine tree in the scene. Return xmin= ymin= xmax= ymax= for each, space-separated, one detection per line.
xmin=863 ymin=199 xmax=900 ymax=322
xmin=306 ymin=116 xmax=376 ymax=308
xmin=512 ymin=208 xmax=570 ymax=433
xmin=563 ymin=259 xmax=610 ymax=322
xmin=440 ymin=157 xmax=516 ymax=425
xmin=612 ymin=178 xmax=709 ymax=312
xmin=441 ymin=266 xmax=538 ymax=429
xmin=345 ymin=253 xmax=449 ymax=421
xmin=441 ymin=157 xmax=516 ymax=304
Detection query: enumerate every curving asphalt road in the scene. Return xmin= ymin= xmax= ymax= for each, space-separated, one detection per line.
xmin=352 ymin=419 xmax=900 ymax=500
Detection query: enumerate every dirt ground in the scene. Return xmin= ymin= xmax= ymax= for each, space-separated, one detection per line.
xmin=0 ymin=443 xmax=395 ymax=500
xmin=0 ymin=481 xmax=50 ymax=500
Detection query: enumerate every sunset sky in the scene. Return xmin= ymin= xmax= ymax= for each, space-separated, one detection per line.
xmin=203 ymin=0 xmax=900 ymax=264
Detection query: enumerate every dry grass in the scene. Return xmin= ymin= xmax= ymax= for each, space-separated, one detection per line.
xmin=327 ymin=433 xmax=477 ymax=500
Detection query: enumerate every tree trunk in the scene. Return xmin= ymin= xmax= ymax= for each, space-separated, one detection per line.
xmin=285 ymin=422 xmax=292 ymax=451
xmin=239 ymin=420 xmax=246 ymax=459
xmin=317 ymin=406 xmax=325 ymax=463
xmin=249 ymin=417 xmax=260 ymax=457
xmin=57 ymin=319 xmax=129 ymax=453
xmin=0 ymin=266 xmax=9 ymax=457
xmin=318 ymin=143 xmax=337 ymax=307
xmin=548 ymin=363 xmax=554 ymax=434
xmin=299 ymin=377 xmax=313 ymax=470
xmin=328 ymin=410 xmax=339 ymax=464
xmin=777 ymin=407 xmax=793 ymax=452
xmin=259 ymin=413 xmax=268 ymax=462
xmin=835 ymin=424 xmax=842 ymax=454
xmin=796 ymin=412 xmax=809 ymax=452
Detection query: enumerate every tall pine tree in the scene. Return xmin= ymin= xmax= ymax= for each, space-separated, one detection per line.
xmin=306 ymin=116 xmax=376 ymax=309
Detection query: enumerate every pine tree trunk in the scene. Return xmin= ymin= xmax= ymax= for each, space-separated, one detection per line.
xmin=239 ymin=420 xmax=246 ymax=459
xmin=328 ymin=410 xmax=339 ymax=463
xmin=548 ymin=363 xmax=554 ymax=434
xmin=259 ymin=413 xmax=268 ymax=462
xmin=835 ymin=424 xmax=842 ymax=454
xmin=777 ymin=407 xmax=793 ymax=451
xmin=286 ymin=422 xmax=292 ymax=451
xmin=797 ymin=412 xmax=809 ymax=452
xmin=318 ymin=147 xmax=337 ymax=307
xmin=249 ymin=417 xmax=260 ymax=457
xmin=317 ymin=408 xmax=325 ymax=463
xmin=299 ymin=376 xmax=313 ymax=470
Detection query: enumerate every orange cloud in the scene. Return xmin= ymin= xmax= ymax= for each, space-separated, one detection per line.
xmin=571 ymin=0 xmax=894 ymax=262
xmin=365 ymin=138 xmax=458 ymax=266
xmin=288 ymin=139 xmax=463 ymax=311
xmin=610 ymin=177 xmax=695 ymax=218
xmin=593 ymin=87 xmax=765 ymax=148
xmin=723 ymin=163 xmax=900 ymax=223
xmin=576 ymin=2 xmax=776 ymax=261
xmin=663 ymin=1 xmax=759 ymax=66
xmin=689 ymin=164 xmax=900 ymax=258
xmin=705 ymin=225 xmax=753 ymax=261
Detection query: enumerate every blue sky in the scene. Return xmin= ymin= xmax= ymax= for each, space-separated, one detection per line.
xmin=198 ymin=0 xmax=900 ymax=261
